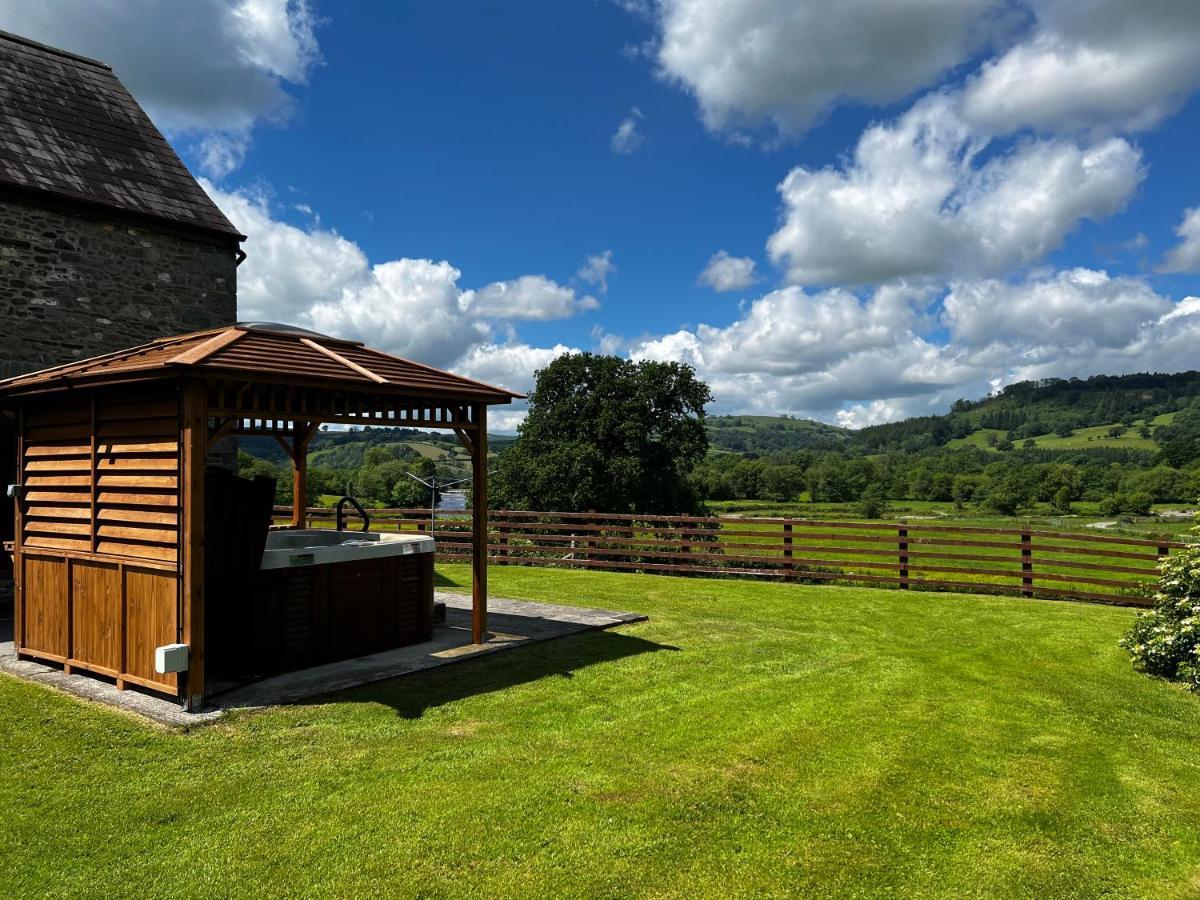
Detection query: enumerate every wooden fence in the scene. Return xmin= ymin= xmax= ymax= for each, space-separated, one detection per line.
xmin=275 ymin=507 xmax=1193 ymax=607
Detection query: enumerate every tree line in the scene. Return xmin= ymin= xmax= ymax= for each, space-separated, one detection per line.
xmin=241 ymin=357 xmax=1200 ymax=518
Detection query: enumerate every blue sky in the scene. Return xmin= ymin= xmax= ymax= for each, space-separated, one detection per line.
xmin=5 ymin=0 xmax=1200 ymax=430
xmin=240 ymin=0 xmax=790 ymax=343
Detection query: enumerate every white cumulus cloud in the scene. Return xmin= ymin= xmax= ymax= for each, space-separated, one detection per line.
xmin=649 ymin=0 xmax=1003 ymax=135
xmin=942 ymin=268 xmax=1172 ymax=350
xmin=206 ymin=183 xmax=593 ymax=375
xmin=633 ymin=1 xmax=1200 ymax=143
xmin=624 ymin=268 xmax=1200 ymax=423
xmin=962 ymin=0 xmax=1200 ymax=134
xmin=698 ymin=251 xmax=758 ymax=292
xmin=577 ymin=251 xmax=617 ymax=292
xmin=455 ymin=342 xmax=578 ymax=398
xmin=463 ymin=276 xmax=599 ymax=321
xmin=766 ymin=96 xmax=1142 ymax=286
xmin=1158 ymin=206 xmax=1200 ymax=274
xmin=610 ymin=107 xmax=646 ymax=154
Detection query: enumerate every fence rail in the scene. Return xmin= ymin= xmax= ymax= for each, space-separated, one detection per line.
xmin=275 ymin=507 xmax=1191 ymax=607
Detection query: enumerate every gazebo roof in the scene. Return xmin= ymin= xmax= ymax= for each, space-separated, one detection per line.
xmin=0 ymin=322 xmax=522 ymax=403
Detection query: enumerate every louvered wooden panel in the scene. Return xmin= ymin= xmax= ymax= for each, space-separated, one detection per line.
xmin=93 ymin=393 xmax=181 ymax=564
xmin=20 ymin=392 xmax=182 ymax=565
xmin=21 ymin=399 xmax=91 ymax=554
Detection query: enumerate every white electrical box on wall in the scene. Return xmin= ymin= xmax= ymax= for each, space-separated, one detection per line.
xmin=155 ymin=643 xmax=189 ymax=674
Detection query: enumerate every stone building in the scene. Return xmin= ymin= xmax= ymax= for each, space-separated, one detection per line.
xmin=0 ymin=29 xmax=244 ymax=377
xmin=0 ymin=28 xmax=244 ymax=596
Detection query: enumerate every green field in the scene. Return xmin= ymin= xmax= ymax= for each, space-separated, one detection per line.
xmin=704 ymin=498 xmax=1196 ymax=541
xmin=308 ymin=438 xmax=472 ymax=468
xmin=404 ymin=440 xmax=454 ymax=460
xmin=1030 ymin=420 xmax=1158 ymax=451
xmin=3 ymin=566 xmax=1200 ymax=896
xmin=945 ymin=413 xmax=1176 ymax=453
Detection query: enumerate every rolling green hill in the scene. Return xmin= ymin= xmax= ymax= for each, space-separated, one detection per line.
xmin=706 ymin=415 xmax=850 ymax=453
xmin=854 ymin=372 xmax=1200 ymax=455
xmin=242 ymin=428 xmax=514 ymax=470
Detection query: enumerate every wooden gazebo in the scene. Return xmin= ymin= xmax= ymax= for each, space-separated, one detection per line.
xmin=0 ymin=323 xmax=519 ymax=709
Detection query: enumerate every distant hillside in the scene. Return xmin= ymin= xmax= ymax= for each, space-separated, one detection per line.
xmin=706 ymin=415 xmax=851 ymax=453
xmin=851 ymin=371 xmax=1200 ymax=456
xmin=241 ymin=427 xmax=516 ymax=470
xmin=237 ymin=371 xmax=1200 ymax=481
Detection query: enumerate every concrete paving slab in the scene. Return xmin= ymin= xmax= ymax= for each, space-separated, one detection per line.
xmin=0 ymin=593 xmax=646 ymax=728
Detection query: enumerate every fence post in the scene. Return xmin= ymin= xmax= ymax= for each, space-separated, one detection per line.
xmin=497 ymin=510 xmax=508 ymax=565
xmin=583 ymin=509 xmax=595 ymax=568
xmin=898 ymin=526 xmax=909 ymax=590
xmin=783 ymin=521 xmax=794 ymax=581
xmin=1021 ymin=529 xmax=1033 ymax=597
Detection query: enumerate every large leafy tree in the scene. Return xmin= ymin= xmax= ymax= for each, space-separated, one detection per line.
xmin=492 ymin=353 xmax=712 ymax=513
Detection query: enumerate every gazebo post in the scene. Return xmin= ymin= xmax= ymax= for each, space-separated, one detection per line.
xmin=291 ymin=421 xmax=315 ymax=529
xmin=181 ymin=379 xmax=207 ymax=710
xmin=472 ymin=402 xmax=488 ymax=644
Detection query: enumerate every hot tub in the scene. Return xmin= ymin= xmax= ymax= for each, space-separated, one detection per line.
xmin=250 ymin=530 xmax=436 ymax=675
xmin=261 ymin=529 xmax=434 ymax=569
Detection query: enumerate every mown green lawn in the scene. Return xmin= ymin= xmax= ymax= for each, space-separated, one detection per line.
xmin=3 ymin=566 xmax=1200 ymax=897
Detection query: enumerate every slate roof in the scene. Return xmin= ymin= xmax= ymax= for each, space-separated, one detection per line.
xmin=0 ymin=323 xmax=522 ymax=403
xmin=0 ymin=29 xmax=243 ymax=241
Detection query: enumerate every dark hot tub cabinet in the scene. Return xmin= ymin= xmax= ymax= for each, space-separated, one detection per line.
xmin=254 ymin=531 xmax=435 ymax=675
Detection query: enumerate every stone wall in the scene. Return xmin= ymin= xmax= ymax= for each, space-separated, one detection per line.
xmin=0 ymin=196 xmax=238 ymax=379
xmin=0 ymin=197 xmax=241 ymax=578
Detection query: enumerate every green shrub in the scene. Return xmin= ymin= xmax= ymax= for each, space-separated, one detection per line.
xmin=855 ymin=483 xmax=890 ymax=519
xmin=1121 ymin=538 xmax=1200 ymax=692
xmin=1099 ymin=491 xmax=1154 ymax=517
xmin=1126 ymin=491 xmax=1154 ymax=516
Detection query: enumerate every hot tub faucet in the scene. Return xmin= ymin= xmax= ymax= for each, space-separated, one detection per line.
xmin=335 ymin=496 xmax=371 ymax=532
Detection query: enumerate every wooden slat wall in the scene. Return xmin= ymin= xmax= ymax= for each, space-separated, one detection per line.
xmin=17 ymin=389 xmax=182 ymax=697
xmin=95 ymin=394 xmax=180 ymax=564
xmin=22 ymin=401 xmax=91 ymax=554
xmin=21 ymin=393 xmax=181 ymax=564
